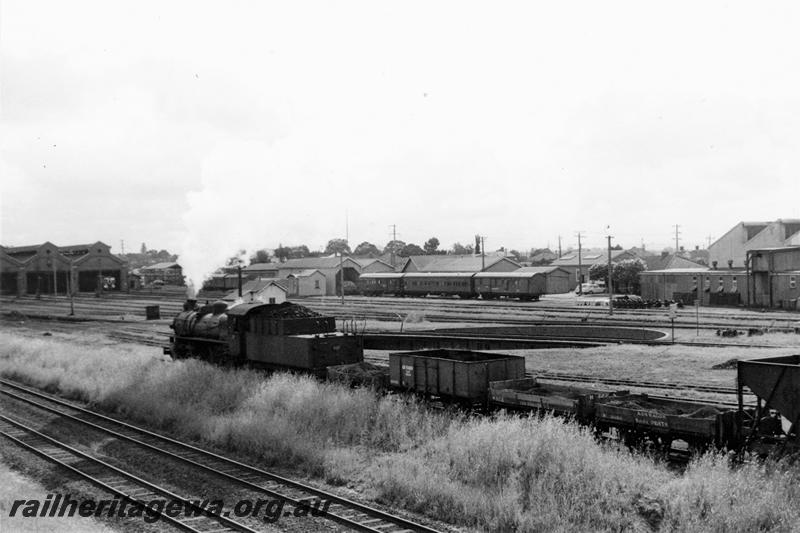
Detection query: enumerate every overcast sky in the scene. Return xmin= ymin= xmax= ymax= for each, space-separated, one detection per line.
xmin=2 ymin=1 xmax=799 ymax=283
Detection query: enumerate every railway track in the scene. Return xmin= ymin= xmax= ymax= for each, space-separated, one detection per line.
xmin=0 ymin=416 xmax=259 ymax=532
xmin=0 ymin=378 xmax=442 ymax=533
xmin=306 ymin=296 xmax=800 ymax=331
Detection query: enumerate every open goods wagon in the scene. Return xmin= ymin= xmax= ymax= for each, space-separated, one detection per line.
xmin=593 ymin=393 xmax=741 ymax=448
xmin=488 ymin=378 xmax=621 ymax=421
xmin=389 ymin=349 xmax=525 ymax=404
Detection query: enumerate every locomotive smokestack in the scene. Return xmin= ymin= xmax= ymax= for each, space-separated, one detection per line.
xmin=238 ymin=265 xmax=243 ymax=297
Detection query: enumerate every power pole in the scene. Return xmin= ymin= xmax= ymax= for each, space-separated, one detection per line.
xmin=480 ymin=236 xmax=486 ymax=270
xmin=345 ymin=210 xmax=349 ymax=245
xmin=120 ymin=240 xmax=125 ymax=254
xmin=557 ymin=235 xmax=562 ymax=258
xmin=575 ymin=232 xmax=584 ymax=295
xmin=607 ymin=232 xmax=614 ymax=316
xmin=706 ymin=235 xmax=713 ymax=249
xmin=388 ymin=224 xmax=397 ymax=267
xmin=674 ymin=224 xmax=681 ymax=252
xmin=339 ymin=252 xmax=345 ymax=305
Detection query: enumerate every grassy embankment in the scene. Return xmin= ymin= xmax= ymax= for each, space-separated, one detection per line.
xmin=2 ymin=330 xmax=800 ymax=532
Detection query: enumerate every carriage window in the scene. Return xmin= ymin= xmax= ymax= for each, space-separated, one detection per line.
xmin=792 ymin=276 xmax=797 ymax=289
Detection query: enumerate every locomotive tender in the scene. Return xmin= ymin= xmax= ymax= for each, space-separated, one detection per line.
xmin=167 ymin=299 xmax=363 ymax=374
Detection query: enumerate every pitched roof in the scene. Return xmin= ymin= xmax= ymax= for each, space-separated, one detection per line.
xmin=222 ymin=279 xmax=289 ymax=301
xmin=514 ymin=266 xmax=568 ymax=274
xmin=140 ymin=262 xmax=181 ymax=270
xmin=277 ymin=256 xmax=361 ymax=269
xmin=550 ymin=249 xmax=632 ymax=267
xmin=402 ymin=254 xmax=520 ymax=272
xmin=286 ymin=269 xmax=323 ymax=278
xmin=245 ymin=262 xmax=280 ymax=272
xmin=644 ymin=254 xmax=707 ymax=271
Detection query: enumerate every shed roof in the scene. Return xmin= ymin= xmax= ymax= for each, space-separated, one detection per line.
xmin=644 ymin=254 xmax=707 ymax=271
xmin=402 ymin=254 xmax=520 ymax=272
xmin=550 ymin=249 xmax=632 ymax=267
xmin=514 ymin=266 xmax=566 ymax=274
xmin=277 ymin=256 xmax=361 ymax=270
xmin=140 ymin=262 xmax=181 ymax=270
xmin=286 ymin=269 xmax=323 ymax=278
xmin=403 ymin=272 xmax=476 ymax=278
xmin=245 ymin=262 xmax=280 ymax=272
xmin=640 ymin=268 xmax=712 ymax=275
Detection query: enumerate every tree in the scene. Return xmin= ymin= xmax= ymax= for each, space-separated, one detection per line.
xmin=613 ymin=258 xmax=646 ymax=294
xmin=140 ymin=242 xmax=147 ymax=254
xmin=423 ymin=237 xmax=440 ymax=255
xmin=400 ymin=243 xmax=425 ymax=257
xmin=452 ymin=242 xmax=474 ymax=255
xmin=324 ymin=238 xmax=351 ymax=256
xmin=507 ymin=249 xmax=521 ymax=261
xmin=589 ymin=259 xmax=646 ymax=294
xmin=353 ymin=241 xmax=381 ymax=256
xmin=274 ymin=245 xmax=291 ymax=262
xmin=383 ymin=240 xmax=406 ymax=256
xmin=249 ymin=249 xmax=271 ymax=264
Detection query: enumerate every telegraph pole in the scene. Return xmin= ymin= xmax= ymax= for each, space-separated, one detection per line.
xmin=575 ymin=232 xmax=584 ymax=295
xmin=339 ymin=251 xmax=345 ymax=305
xmin=388 ymin=224 xmax=397 ymax=267
xmin=674 ymin=224 xmax=681 ymax=252
xmin=557 ymin=235 xmax=562 ymax=258
xmin=607 ymin=232 xmax=614 ymax=316
xmin=480 ymin=236 xmax=486 ymax=270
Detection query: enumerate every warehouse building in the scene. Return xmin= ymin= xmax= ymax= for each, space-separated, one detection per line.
xmin=0 ymin=241 xmax=127 ymax=296
xmin=747 ymin=246 xmax=800 ymax=309
xmin=640 ymin=268 xmax=749 ymax=306
xmin=709 ymin=219 xmax=800 ymax=269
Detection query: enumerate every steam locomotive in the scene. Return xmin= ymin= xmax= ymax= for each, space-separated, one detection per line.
xmin=166 ymin=299 xmax=363 ymax=375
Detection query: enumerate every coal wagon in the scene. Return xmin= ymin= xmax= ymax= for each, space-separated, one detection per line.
xmin=389 ymin=349 xmax=525 ymax=405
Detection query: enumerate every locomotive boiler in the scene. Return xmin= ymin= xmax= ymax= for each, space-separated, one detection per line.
xmin=167 ymin=299 xmax=363 ymax=375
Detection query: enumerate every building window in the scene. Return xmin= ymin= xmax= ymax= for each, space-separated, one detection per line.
xmin=732 ymin=277 xmax=738 ymax=292
xmin=314 ymin=280 xmax=320 ymax=289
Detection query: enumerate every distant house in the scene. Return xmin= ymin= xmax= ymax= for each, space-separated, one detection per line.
xmin=139 ymin=262 xmax=184 ymax=286
xmin=223 ymin=279 xmax=288 ymax=305
xmin=549 ymin=249 xmax=637 ymax=285
xmin=528 ymin=249 xmax=558 ymax=265
xmin=286 ymin=269 xmax=327 ymax=297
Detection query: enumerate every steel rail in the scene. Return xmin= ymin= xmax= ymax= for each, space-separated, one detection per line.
xmin=0 ymin=378 xmax=440 ymax=533
xmin=0 ymin=415 xmax=255 ymax=533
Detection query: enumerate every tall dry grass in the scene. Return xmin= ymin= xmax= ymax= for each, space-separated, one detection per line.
xmin=3 ymin=330 xmax=800 ymax=532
